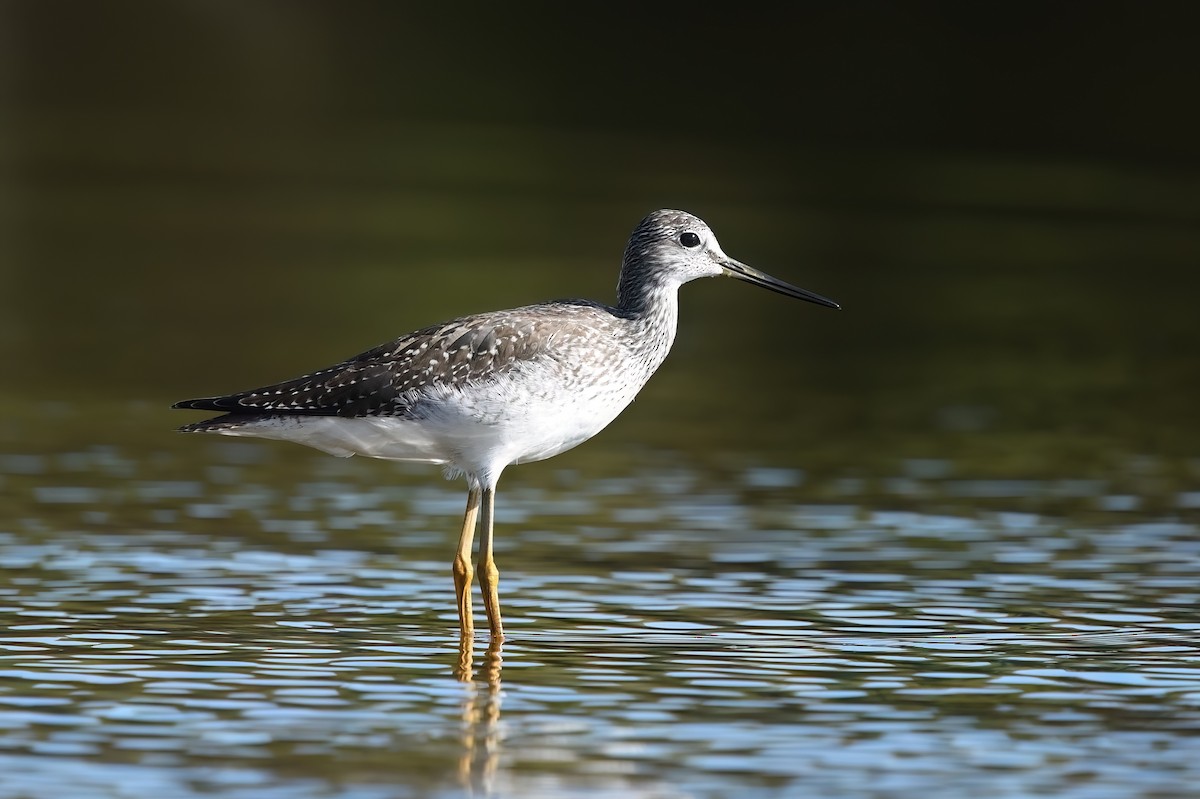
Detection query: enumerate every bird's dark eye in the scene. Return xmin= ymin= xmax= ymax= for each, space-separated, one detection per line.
xmin=679 ymin=231 xmax=701 ymax=248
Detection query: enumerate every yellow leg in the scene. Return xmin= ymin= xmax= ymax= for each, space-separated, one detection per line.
xmin=477 ymin=485 xmax=504 ymax=640
xmin=453 ymin=485 xmax=482 ymax=637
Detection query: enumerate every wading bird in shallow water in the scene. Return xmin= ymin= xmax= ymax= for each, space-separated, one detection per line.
xmin=173 ymin=209 xmax=839 ymax=639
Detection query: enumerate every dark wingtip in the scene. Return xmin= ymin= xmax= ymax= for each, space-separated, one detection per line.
xmin=176 ymin=413 xmax=251 ymax=433
xmin=172 ymin=397 xmax=229 ymax=412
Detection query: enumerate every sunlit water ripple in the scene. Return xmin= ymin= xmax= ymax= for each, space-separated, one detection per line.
xmin=1 ymin=438 xmax=1199 ymax=798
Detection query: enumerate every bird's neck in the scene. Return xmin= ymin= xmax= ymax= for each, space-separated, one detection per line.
xmin=617 ymin=278 xmax=680 ymax=367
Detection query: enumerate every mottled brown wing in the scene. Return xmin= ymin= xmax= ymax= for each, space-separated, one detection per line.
xmin=171 ymin=303 xmax=603 ymax=418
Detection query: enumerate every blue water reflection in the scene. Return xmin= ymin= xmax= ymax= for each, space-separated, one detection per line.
xmin=2 ymin=432 xmax=1199 ymax=797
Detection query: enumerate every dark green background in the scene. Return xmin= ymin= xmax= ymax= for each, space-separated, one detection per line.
xmin=3 ymin=2 xmax=1198 ymax=477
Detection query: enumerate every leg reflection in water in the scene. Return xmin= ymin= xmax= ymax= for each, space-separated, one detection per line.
xmin=455 ymin=632 xmax=503 ymax=793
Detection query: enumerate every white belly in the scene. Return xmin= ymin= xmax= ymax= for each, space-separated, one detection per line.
xmin=208 ymin=358 xmax=648 ymax=483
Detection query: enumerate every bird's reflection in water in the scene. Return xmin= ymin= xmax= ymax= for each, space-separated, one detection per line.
xmin=455 ymin=633 xmax=504 ymax=795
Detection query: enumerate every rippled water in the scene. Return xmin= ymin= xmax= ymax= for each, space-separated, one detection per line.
xmin=2 ymin=418 xmax=1198 ymax=798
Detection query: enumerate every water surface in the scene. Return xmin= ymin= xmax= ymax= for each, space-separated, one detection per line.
xmin=2 ymin=404 xmax=1198 ymax=797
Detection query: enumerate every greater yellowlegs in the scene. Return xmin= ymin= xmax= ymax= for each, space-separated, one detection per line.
xmin=173 ymin=209 xmax=839 ymax=639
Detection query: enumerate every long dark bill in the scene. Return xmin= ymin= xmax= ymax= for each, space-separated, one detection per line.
xmin=722 ymin=257 xmax=840 ymax=310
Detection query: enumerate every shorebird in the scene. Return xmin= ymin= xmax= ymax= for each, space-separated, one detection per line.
xmin=173 ymin=209 xmax=839 ymax=639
